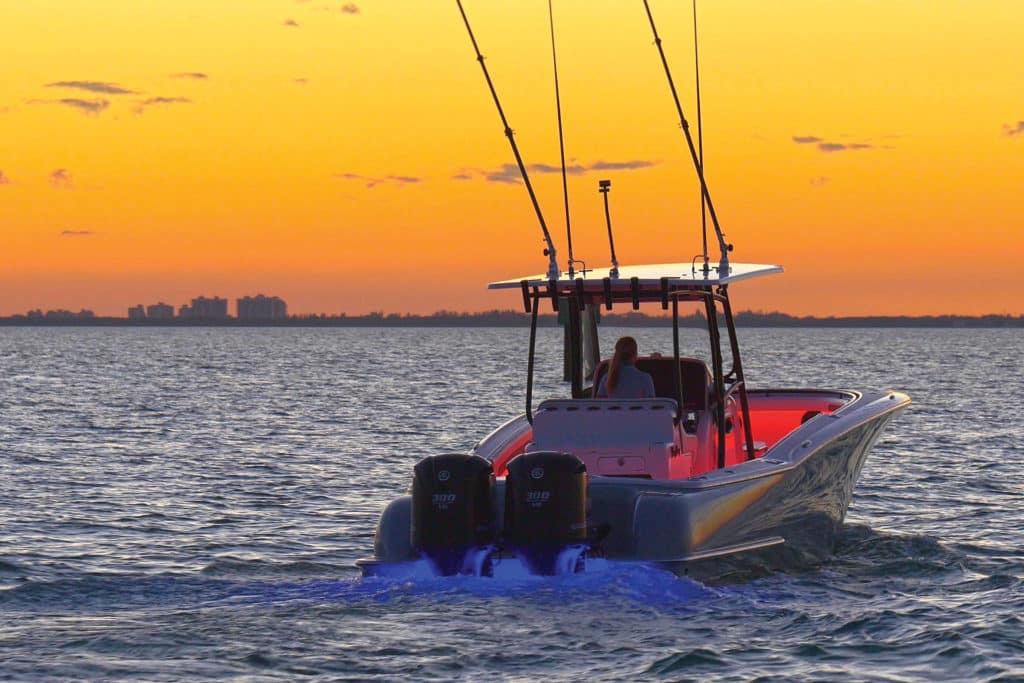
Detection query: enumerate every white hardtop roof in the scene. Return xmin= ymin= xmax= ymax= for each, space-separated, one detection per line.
xmin=488 ymin=262 xmax=783 ymax=290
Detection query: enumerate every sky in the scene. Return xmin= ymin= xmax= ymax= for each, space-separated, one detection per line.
xmin=1 ymin=1 xmax=1022 ymax=317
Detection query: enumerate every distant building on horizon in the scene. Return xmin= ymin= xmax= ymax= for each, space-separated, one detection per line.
xmin=237 ymin=294 xmax=287 ymax=321
xmin=183 ymin=296 xmax=229 ymax=320
xmin=28 ymin=309 xmax=96 ymax=321
xmin=128 ymin=305 xmax=146 ymax=321
xmin=146 ymin=302 xmax=175 ymax=320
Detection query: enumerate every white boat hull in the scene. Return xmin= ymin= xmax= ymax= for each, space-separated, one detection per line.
xmin=362 ymin=390 xmax=909 ymax=577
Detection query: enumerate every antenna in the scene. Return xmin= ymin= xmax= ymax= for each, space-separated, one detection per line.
xmin=456 ymin=1 xmax=560 ymax=280
xmin=599 ymin=180 xmax=620 ymax=279
xmin=692 ymin=0 xmax=709 ymax=275
xmin=641 ymin=0 xmax=732 ymax=277
xmin=548 ymin=0 xmax=576 ymax=278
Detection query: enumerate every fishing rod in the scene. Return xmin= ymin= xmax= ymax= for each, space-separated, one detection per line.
xmin=548 ymin=0 xmax=577 ymax=278
xmin=456 ymin=0 xmax=560 ymax=281
xmin=692 ymin=0 xmax=709 ymax=275
xmin=641 ymin=0 xmax=731 ymax=277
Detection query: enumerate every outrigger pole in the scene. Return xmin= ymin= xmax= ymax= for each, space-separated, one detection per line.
xmin=456 ymin=1 xmax=561 ymax=281
xmin=692 ymin=0 xmax=710 ymax=275
xmin=547 ymin=0 xmax=577 ymax=279
xmin=641 ymin=0 xmax=731 ymax=277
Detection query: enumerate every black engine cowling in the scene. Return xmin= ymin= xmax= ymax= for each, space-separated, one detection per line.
xmin=411 ymin=453 xmax=495 ymax=575
xmin=504 ymin=451 xmax=588 ymax=575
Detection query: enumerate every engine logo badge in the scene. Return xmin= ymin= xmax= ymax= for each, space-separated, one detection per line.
xmin=526 ymin=490 xmax=550 ymax=506
xmin=438 ymin=470 xmax=450 ymax=482
xmin=432 ymin=493 xmax=457 ymax=509
xmin=530 ymin=467 xmax=544 ymax=480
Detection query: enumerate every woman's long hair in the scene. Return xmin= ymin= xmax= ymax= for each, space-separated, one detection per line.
xmin=607 ymin=336 xmax=639 ymax=394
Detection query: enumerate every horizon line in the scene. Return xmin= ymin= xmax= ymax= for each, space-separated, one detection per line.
xmin=2 ymin=308 xmax=1022 ymax=327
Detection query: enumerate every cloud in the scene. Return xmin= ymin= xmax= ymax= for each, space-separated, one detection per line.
xmin=529 ymin=162 xmax=586 ymax=175
xmin=341 ymin=3 xmax=360 ymax=14
xmin=464 ymin=159 xmax=659 ymax=184
xmin=50 ymin=169 xmax=73 ymax=189
xmin=27 ymin=97 xmax=110 ymax=114
xmin=142 ymin=96 xmax=190 ymax=106
xmin=171 ymin=72 xmax=208 ymax=80
xmin=56 ymin=98 xmax=110 ymax=114
xmin=793 ymin=135 xmax=877 ymax=153
xmin=334 ymin=172 xmax=422 ymax=189
xmin=60 ymin=230 xmax=94 ymax=237
xmin=818 ymin=142 xmax=873 ymax=153
xmin=1004 ymin=121 xmax=1024 ymax=137
xmin=589 ymin=159 xmax=658 ymax=171
xmin=134 ymin=96 xmax=192 ymax=114
xmin=46 ymin=80 xmax=137 ymax=95
xmin=484 ymin=164 xmax=522 ymax=184
xmin=283 ymin=18 xmax=300 ymax=27
xmin=816 ymin=142 xmax=846 ymax=152
xmin=0 ymin=170 xmax=11 ymax=185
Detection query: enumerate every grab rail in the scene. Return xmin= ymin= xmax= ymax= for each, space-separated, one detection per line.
xmin=722 ymin=379 xmax=756 ymax=461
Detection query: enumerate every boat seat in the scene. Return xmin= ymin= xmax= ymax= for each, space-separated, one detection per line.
xmin=593 ymin=356 xmax=711 ymax=411
xmin=529 ymin=398 xmax=689 ymax=479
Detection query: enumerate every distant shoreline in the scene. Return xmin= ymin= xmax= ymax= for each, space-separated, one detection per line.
xmin=1 ymin=311 xmax=1021 ymax=328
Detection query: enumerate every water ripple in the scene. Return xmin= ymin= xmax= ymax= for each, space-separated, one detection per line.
xmin=1 ymin=327 xmax=1022 ymax=681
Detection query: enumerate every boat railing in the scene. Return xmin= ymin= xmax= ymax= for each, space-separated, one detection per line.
xmin=720 ymin=379 xmax=756 ymax=462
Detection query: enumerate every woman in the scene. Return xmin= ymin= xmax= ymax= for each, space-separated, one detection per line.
xmin=596 ymin=336 xmax=656 ymax=399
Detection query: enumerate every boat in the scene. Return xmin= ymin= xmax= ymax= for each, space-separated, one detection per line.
xmin=357 ymin=2 xmax=910 ymax=579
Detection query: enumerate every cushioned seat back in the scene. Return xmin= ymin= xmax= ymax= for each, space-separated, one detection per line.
xmin=530 ymin=398 xmax=685 ymax=479
xmin=532 ymin=398 xmax=678 ymax=451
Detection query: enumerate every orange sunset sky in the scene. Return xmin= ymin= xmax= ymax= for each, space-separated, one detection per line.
xmin=1 ymin=1 xmax=1022 ymax=317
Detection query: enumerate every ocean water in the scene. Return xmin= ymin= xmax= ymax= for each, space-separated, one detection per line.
xmin=1 ymin=326 xmax=1022 ymax=681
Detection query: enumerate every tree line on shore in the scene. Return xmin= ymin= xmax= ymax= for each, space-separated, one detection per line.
xmin=2 ymin=309 xmax=1022 ymax=327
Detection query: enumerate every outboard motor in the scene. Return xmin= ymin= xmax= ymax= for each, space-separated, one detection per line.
xmin=411 ymin=454 xmax=495 ymax=576
xmin=504 ymin=451 xmax=588 ymax=575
